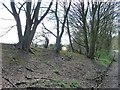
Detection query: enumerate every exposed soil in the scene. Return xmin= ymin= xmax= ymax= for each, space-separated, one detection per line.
xmin=100 ymin=60 xmax=118 ymax=88
xmin=1 ymin=44 xmax=118 ymax=88
xmin=99 ymin=51 xmax=119 ymax=88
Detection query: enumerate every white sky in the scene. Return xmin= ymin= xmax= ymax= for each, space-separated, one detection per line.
xmin=0 ymin=0 xmax=119 ymax=44
xmin=0 ymin=0 xmax=18 ymax=44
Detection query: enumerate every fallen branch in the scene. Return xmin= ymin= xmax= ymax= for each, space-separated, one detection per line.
xmin=25 ymin=67 xmax=34 ymax=72
xmin=96 ymin=81 xmax=103 ymax=88
xmin=2 ymin=76 xmax=18 ymax=88
xmin=15 ymin=81 xmax=28 ymax=86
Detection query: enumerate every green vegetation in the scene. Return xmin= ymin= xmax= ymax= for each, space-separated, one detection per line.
xmin=44 ymin=60 xmax=50 ymax=65
xmin=53 ymin=69 xmax=60 ymax=75
xmin=30 ymin=74 xmax=80 ymax=88
xmin=95 ymin=51 xmax=112 ymax=67
xmin=60 ymin=51 xmax=80 ymax=58
xmin=55 ymin=79 xmax=80 ymax=88
xmin=31 ymin=48 xmax=41 ymax=58
xmin=58 ymin=79 xmax=79 ymax=88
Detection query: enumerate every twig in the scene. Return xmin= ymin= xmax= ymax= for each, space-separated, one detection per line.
xmin=0 ymin=18 xmax=14 ymax=21
xmin=15 ymin=81 xmax=28 ymax=86
xmin=42 ymin=23 xmax=57 ymax=38
xmin=0 ymin=25 xmax=16 ymax=37
xmin=2 ymin=3 xmax=13 ymax=15
xmin=25 ymin=67 xmax=34 ymax=72
xmin=2 ymin=76 xmax=18 ymax=88
xmin=97 ymin=82 xmax=103 ymax=88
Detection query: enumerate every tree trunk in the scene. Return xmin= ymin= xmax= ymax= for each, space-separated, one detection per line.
xmin=81 ymin=2 xmax=89 ymax=56
xmin=88 ymin=19 xmax=96 ymax=59
xmin=55 ymin=37 xmax=61 ymax=53
xmin=44 ymin=37 xmax=49 ymax=48
xmin=8 ymin=1 xmax=53 ymax=52
xmin=88 ymin=2 xmax=98 ymax=59
xmin=67 ymin=17 xmax=74 ymax=52
xmin=118 ymin=30 xmax=120 ymax=50
xmin=54 ymin=0 xmax=71 ymax=53
xmin=88 ymin=36 xmax=96 ymax=59
xmin=83 ymin=20 xmax=89 ymax=56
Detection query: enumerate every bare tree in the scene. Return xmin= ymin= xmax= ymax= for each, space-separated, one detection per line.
xmin=88 ymin=2 xmax=102 ymax=59
xmin=43 ymin=0 xmax=72 ymax=53
xmin=54 ymin=0 xmax=71 ymax=53
xmin=2 ymin=0 xmax=53 ymax=52
xmin=69 ymin=1 xmax=116 ymax=59
xmin=69 ymin=0 xmax=89 ymax=55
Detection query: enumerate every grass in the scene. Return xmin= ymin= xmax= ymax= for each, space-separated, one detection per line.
xmin=50 ymin=78 xmax=80 ymax=88
xmin=99 ymin=58 xmax=110 ymax=67
xmin=44 ymin=60 xmax=50 ymax=64
xmin=60 ymin=51 xmax=80 ymax=58
xmin=53 ymin=69 xmax=60 ymax=75
xmin=30 ymin=75 xmax=80 ymax=88
xmin=96 ymin=50 xmax=112 ymax=67
xmin=31 ymin=47 xmax=41 ymax=58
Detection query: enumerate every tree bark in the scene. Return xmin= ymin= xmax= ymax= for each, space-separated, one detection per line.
xmin=67 ymin=17 xmax=74 ymax=52
xmin=11 ymin=1 xmax=23 ymax=48
xmin=55 ymin=37 xmax=61 ymax=53
xmin=55 ymin=0 xmax=71 ymax=53
xmin=88 ymin=2 xmax=98 ymax=59
xmin=81 ymin=2 xmax=89 ymax=56
xmin=8 ymin=1 xmax=53 ymax=51
xmin=119 ymin=31 xmax=120 ymax=51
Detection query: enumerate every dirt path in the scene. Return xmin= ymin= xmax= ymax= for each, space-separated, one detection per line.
xmin=99 ymin=51 xmax=119 ymax=88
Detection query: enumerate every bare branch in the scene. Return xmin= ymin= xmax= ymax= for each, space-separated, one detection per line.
xmin=2 ymin=76 xmax=18 ymax=88
xmin=42 ymin=23 xmax=57 ymax=38
xmin=15 ymin=2 xmax=26 ymax=12
xmin=32 ymin=1 xmax=41 ymax=21
xmin=38 ymin=0 xmax=53 ymax=24
xmin=18 ymin=2 xmax=26 ymax=14
xmin=2 ymin=3 xmax=13 ymax=15
xmin=11 ymin=1 xmax=18 ymax=16
xmin=72 ymin=36 xmax=85 ymax=47
xmin=0 ymin=18 xmax=14 ymax=21
xmin=60 ymin=0 xmax=72 ymax=38
xmin=0 ymin=25 xmax=16 ymax=37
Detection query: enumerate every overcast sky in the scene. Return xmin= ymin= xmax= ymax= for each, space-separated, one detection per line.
xmin=0 ymin=0 xmax=119 ymax=44
xmin=0 ymin=0 xmax=17 ymax=43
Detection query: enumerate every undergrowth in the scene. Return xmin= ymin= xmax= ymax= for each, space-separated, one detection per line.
xmin=30 ymin=77 xmax=80 ymax=88
xmin=60 ymin=51 xmax=80 ymax=58
xmin=95 ymin=50 xmax=113 ymax=67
